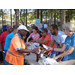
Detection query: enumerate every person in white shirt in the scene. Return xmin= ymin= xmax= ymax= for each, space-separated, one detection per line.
xmin=49 ymin=24 xmax=67 ymax=61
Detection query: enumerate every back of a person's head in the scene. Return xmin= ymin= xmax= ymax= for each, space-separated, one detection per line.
xmin=6 ymin=25 xmax=11 ymax=29
xmin=50 ymin=24 xmax=58 ymax=30
xmin=13 ymin=25 xmax=18 ymax=30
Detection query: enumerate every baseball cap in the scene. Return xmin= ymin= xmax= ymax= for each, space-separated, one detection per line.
xmin=18 ymin=25 xmax=29 ymax=31
xmin=3 ymin=25 xmax=7 ymax=29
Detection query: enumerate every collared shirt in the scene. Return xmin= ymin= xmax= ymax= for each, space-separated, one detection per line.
xmin=10 ymin=33 xmax=25 ymax=51
xmin=5 ymin=33 xmax=25 ymax=65
xmin=17 ymin=33 xmax=24 ymax=40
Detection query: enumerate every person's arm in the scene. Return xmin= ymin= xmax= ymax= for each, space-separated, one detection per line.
xmin=36 ymin=39 xmax=48 ymax=44
xmin=48 ymin=44 xmax=66 ymax=52
xmin=0 ymin=34 xmax=3 ymax=52
xmin=32 ymin=38 xmax=42 ymax=42
xmin=49 ymin=40 xmax=55 ymax=47
xmin=18 ymin=48 xmax=39 ymax=54
xmin=12 ymin=36 xmax=39 ymax=54
xmin=61 ymin=43 xmax=64 ymax=48
xmin=53 ymin=46 xmax=74 ymax=60
xmin=0 ymin=42 xmax=3 ymax=52
xmin=49 ymin=35 xmax=55 ymax=47
xmin=26 ymin=36 xmax=31 ymax=43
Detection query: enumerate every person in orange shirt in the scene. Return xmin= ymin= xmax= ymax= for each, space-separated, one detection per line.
xmin=5 ymin=25 xmax=39 ymax=65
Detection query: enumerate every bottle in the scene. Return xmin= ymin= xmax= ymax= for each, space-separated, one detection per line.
xmin=36 ymin=46 xmax=41 ymax=62
xmin=36 ymin=54 xmax=39 ymax=62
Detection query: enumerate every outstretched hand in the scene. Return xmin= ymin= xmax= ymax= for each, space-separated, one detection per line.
xmin=48 ymin=47 xmax=53 ymax=50
xmin=32 ymin=48 xmax=39 ymax=54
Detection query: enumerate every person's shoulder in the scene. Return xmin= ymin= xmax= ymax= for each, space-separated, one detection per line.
xmin=51 ymin=34 xmax=54 ymax=37
xmin=58 ymin=31 xmax=63 ymax=35
xmin=72 ymin=32 xmax=75 ymax=36
xmin=1 ymin=31 xmax=6 ymax=34
xmin=58 ymin=31 xmax=66 ymax=36
xmin=58 ymin=31 xmax=67 ymax=38
xmin=66 ymin=36 xmax=69 ymax=39
xmin=47 ymin=34 xmax=51 ymax=37
xmin=37 ymin=33 xmax=40 ymax=35
xmin=12 ymin=34 xmax=19 ymax=39
xmin=71 ymin=32 xmax=75 ymax=38
xmin=0 ymin=31 xmax=6 ymax=36
xmin=4 ymin=31 xmax=9 ymax=33
xmin=47 ymin=34 xmax=50 ymax=36
xmin=7 ymin=32 xmax=14 ymax=38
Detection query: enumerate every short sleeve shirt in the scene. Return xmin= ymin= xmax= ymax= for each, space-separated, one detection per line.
xmin=29 ymin=33 xmax=40 ymax=40
xmin=9 ymin=34 xmax=26 ymax=52
xmin=0 ymin=31 xmax=9 ymax=51
xmin=64 ymin=32 xmax=75 ymax=60
xmin=51 ymin=31 xmax=67 ymax=45
xmin=42 ymin=34 xmax=57 ymax=53
xmin=41 ymin=34 xmax=51 ymax=46
xmin=4 ymin=32 xmax=14 ymax=51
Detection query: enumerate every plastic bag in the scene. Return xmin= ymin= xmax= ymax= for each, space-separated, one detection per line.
xmin=38 ymin=58 xmax=59 ymax=65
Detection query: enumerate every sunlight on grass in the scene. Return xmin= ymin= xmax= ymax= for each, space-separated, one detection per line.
xmin=71 ymin=19 xmax=75 ymax=25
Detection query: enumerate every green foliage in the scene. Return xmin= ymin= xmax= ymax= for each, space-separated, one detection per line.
xmin=19 ymin=9 xmax=75 ymax=24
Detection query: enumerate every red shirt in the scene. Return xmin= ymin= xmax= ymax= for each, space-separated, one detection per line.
xmin=0 ymin=31 xmax=9 ymax=51
xmin=41 ymin=34 xmax=57 ymax=53
xmin=41 ymin=34 xmax=51 ymax=46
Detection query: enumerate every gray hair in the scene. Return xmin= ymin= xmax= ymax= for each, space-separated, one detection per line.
xmin=6 ymin=25 xmax=11 ymax=29
xmin=62 ymin=22 xmax=75 ymax=32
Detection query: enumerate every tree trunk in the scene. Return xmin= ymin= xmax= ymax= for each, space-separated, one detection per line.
xmin=24 ymin=9 xmax=25 ymax=25
xmin=54 ymin=10 xmax=56 ymax=25
xmin=15 ymin=9 xmax=19 ymax=26
xmin=10 ymin=9 xmax=12 ymax=27
xmin=46 ymin=12 xmax=47 ymax=24
xmin=50 ymin=12 xmax=53 ymax=25
xmin=57 ymin=11 xmax=59 ymax=25
xmin=61 ymin=10 xmax=66 ymax=30
xmin=26 ymin=9 xmax=27 ymax=27
xmin=2 ymin=9 xmax=3 ymax=27
xmin=68 ymin=10 xmax=71 ymax=22
xmin=37 ymin=9 xmax=39 ymax=18
xmin=20 ymin=9 xmax=24 ymax=25
xmin=41 ymin=9 xmax=42 ymax=23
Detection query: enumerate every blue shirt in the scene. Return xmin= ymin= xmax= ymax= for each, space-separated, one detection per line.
xmin=64 ymin=32 xmax=75 ymax=60
xmin=4 ymin=32 xmax=14 ymax=51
